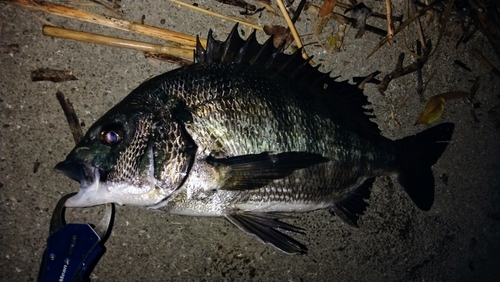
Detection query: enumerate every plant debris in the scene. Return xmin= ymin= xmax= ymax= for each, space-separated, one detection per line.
xmin=33 ymin=159 xmax=40 ymax=174
xmin=31 ymin=68 xmax=78 ymax=83
xmin=415 ymin=92 xmax=470 ymax=125
xmin=345 ymin=2 xmax=372 ymax=38
xmin=56 ymin=91 xmax=83 ymax=144
xmin=453 ymin=60 xmax=472 ymax=72
xmin=216 ymin=0 xmax=256 ymax=11
xmin=0 ymin=44 xmax=20 ymax=54
xmin=263 ymin=25 xmax=294 ymax=49
xmin=378 ymin=40 xmax=431 ymax=94
xmin=144 ymin=51 xmax=192 ymax=66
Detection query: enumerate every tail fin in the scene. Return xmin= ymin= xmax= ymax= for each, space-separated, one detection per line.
xmin=395 ymin=123 xmax=455 ymax=211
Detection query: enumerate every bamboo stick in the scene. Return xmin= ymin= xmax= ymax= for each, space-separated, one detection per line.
xmin=2 ymin=0 xmax=203 ymax=48
xmin=42 ymin=25 xmax=194 ymax=59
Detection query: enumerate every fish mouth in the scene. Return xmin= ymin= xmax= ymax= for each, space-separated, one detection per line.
xmin=55 ymin=160 xmax=107 ymax=185
xmin=55 ymin=160 xmax=110 ymax=208
xmin=55 ymin=158 xmax=162 ymax=208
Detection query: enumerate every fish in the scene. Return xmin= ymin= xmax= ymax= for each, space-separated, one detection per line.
xmin=55 ymin=25 xmax=455 ymax=254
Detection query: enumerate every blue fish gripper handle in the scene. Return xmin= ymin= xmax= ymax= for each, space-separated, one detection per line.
xmin=38 ymin=223 xmax=105 ymax=282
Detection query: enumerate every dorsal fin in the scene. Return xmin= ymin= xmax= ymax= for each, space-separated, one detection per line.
xmin=194 ymin=24 xmax=379 ymax=134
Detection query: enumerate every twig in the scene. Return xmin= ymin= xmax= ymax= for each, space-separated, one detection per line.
xmin=144 ymin=52 xmax=192 ymax=66
xmin=215 ymin=0 xmax=255 ymax=11
xmin=378 ymin=40 xmax=431 ymax=94
xmin=472 ymin=48 xmax=500 ymax=78
xmin=421 ymin=68 xmax=437 ymax=98
xmin=429 ymin=1 xmax=453 ymax=57
xmin=275 ymin=0 xmax=309 ymax=59
xmin=42 ymin=25 xmax=194 ymax=59
xmin=367 ymin=0 xmax=443 ymax=58
xmin=2 ymin=0 xmax=202 ymax=48
xmin=56 ymin=91 xmax=83 ymax=144
xmin=401 ymin=31 xmax=427 ymax=60
xmin=307 ymin=3 xmax=387 ymax=37
xmin=385 ymin=0 xmax=395 ymax=46
xmin=336 ymin=1 xmax=403 ymax=22
xmin=31 ymin=68 xmax=77 ymax=83
xmin=410 ymin=1 xmax=426 ymax=52
xmin=291 ymin=0 xmax=307 ymax=24
xmin=170 ymin=0 xmax=262 ymax=31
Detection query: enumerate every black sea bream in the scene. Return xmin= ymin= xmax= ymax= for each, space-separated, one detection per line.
xmin=55 ymin=25 xmax=455 ymax=254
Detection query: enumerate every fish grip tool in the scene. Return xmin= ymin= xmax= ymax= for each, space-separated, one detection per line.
xmin=37 ymin=193 xmax=114 ymax=282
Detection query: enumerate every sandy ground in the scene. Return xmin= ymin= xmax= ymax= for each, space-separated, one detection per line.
xmin=1 ymin=1 xmax=499 ymax=281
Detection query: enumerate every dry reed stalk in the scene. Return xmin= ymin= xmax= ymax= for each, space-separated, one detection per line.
xmin=3 ymin=0 xmax=203 ymax=48
xmin=43 ymin=25 xmax=194 ymax=59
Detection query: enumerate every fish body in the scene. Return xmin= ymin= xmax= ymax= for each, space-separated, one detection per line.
xmin=56 ymin=25 xmax=454 ymax=254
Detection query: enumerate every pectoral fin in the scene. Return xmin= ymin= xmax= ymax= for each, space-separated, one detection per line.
xmin=225 ymin=212 xmax=308 ymax=254
xmin=207 ymin=152 xmax=328 ymax=191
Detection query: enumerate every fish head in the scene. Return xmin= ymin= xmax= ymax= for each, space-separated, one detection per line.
xmin=56 ymin=96 xmax=197 ymax=208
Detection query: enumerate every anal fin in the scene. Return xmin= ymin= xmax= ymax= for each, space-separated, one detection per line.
xmin=225 ymin=212 xmax=308 ymax=254
xmin=329 ymin=178 xmax=373 ymax=227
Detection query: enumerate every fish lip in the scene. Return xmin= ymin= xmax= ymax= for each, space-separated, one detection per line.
xmin=55 ymin=160 xmax=111 ymax=207
xmin=55 ymin=160 xmax=108 ymax=186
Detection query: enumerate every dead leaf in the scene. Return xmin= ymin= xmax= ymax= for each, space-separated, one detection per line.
xmin=319 ymin=0 xmax=337 ymax=17
xmin=416 ymin=95 xmax=446 ymax=125
xmin=263 ymin=25 xmax=293 ymax=49
xmin=415 ymin=92 xmax=469 ymax=125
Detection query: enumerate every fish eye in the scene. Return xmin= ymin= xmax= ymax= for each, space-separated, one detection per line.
xmin=100 ymin=124 xmax=124 ymax=145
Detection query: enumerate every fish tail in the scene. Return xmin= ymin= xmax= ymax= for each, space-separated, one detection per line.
xmin=395 ymin=123 xmax=455 ymax=211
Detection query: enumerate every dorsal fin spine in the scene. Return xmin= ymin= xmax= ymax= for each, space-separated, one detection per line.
xmin=206 ymin=29 xmax=215 ymax=63
xmin=192 ymin=24 xmax=379 ymax=134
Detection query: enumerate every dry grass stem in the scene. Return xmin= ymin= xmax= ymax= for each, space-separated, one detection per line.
xmin=170 ymin=0 xmax=263 ymax=31
xmin=367 ymin=0 xmax=443 ymax=58
xmin=410 ymin=2 xmax=426 ymax=51
xmin=144 ymin=52 xmax=192 ymax=66
xmin=472 ymin=49 xmax=500 ymax=78
xmin=43 ymin=25 xmax=194 ymax=59
xmin=60 ymin=1 xmax=95 ymax=7
xmin=429 ymin=1 xmax=453 ymax=56
xmin=307 ymin=3 xmax=386 ymax=37
xmin=275 ymin=0 xmax=309 ymax=60
xmin=421 ymin=68 xmax=437 ymax=97
xmin=336 ymin=1 xmax=401 ymax=22
xmin=3 ymin=0 xmax=202 ymax=48
xmin=401 ymin=32 xmax=427 ymax=60
xmin=90 ymin=0 xmax=122 ymax=18
xmin=385 ymin=0 xmax=395 ymax=46
xmin=31 ymin=11 xmax=56 ymax=26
